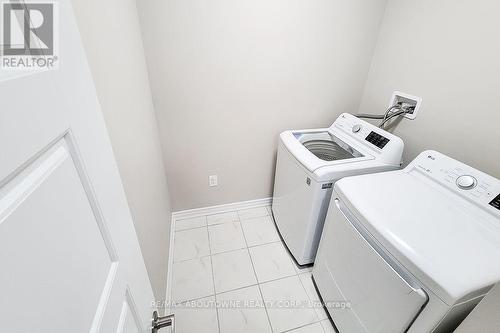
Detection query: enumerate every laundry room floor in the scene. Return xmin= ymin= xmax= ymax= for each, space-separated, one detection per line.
xmin=169 ymin=205 xmax=338 ymax=333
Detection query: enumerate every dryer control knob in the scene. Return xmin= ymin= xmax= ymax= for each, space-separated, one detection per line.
xmin=352 ymin=124 xmax=362 ymax=133
xmin=456 ymin=175 xmax=477 ymax=190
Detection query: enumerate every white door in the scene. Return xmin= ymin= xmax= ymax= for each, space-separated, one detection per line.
xmin=0 ymin=1 xmax=156 ymax=332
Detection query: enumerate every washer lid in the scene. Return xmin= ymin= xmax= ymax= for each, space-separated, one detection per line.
xmin=334 ymin=151 xmax=500 ymax=305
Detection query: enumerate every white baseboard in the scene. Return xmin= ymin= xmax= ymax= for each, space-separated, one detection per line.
xmin=171 ymin=197 xmax=272 ymax=221
xmin=164 ymin=197 xmax=272 ymax=311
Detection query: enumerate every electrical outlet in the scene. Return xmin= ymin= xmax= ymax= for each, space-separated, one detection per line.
xmin=389 ymin=91 xmax=422 ymax=120
xmin=209 ymin=175 xmax=218 ymax=187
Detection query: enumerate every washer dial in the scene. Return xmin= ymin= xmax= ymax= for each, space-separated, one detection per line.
xmin=456 ymin=175 xmax=477 ymax=190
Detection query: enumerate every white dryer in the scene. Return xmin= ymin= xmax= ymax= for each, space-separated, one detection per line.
xmin=271 ymin=113 xmax=404 ymax=265
xmin=312 ymin=150 xmax=500 ymax=333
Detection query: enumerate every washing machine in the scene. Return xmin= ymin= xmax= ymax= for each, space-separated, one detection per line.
xmin=312 ymin=150 xmax=500 ymax=333
xmin=271 ymin=113 xmax=404 ymax=265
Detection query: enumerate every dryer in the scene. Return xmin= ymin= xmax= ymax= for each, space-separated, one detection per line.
xmin=271 ymin=113 xmax=404 ymax=265
xmin=312 ymin=150 xmax=500 ymax=332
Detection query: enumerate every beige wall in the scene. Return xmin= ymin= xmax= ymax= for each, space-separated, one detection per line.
xmin=137 ymin=0 xmax=388 ymax=211
xmin=358 ymin=0 xmax=500 ymax=178
xmin=71 ymin=0 xmax=172 ymax=301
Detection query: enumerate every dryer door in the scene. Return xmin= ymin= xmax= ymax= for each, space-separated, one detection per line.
xmin=313 ymin=198 xmax=428 ymax=333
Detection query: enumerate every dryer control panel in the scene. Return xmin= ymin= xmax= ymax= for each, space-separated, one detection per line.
xmin=409 ymin=150 xmax=500 ymax=214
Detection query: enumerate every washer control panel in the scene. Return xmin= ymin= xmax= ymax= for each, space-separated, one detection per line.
xmin=411 ymin=151 xmax=500 ymax=214
xmin=365 ymin=131 xmax=390 ymax=149
xmin=329 ymin=113 xmax=404 ymax=166
xmin=334 ymin=114 xmax=400 ymax=152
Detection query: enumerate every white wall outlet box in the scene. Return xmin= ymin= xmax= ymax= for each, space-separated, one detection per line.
xmin=209 ymin=175 xmax=218 ymax=187
xmin=389 ymin=91 xmax=422 ymax=120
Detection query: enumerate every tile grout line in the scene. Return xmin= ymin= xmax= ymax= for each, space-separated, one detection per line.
xmin=173 ymin=209 xmax=295 ymax=272
xmin=172 ymin=225 xmax=217 ymax=302
xmin=176 ymin=270 xmax=301 ymax=303
xmin=295 ymin=273 xmax=325 ymax=330
xmin=171 ymin=238 xmax=285 ymax=269
xmin=173 ymin=214 xmax=208 ymax=232
xmin=177 ymin=208 xmax=268 ymax=226
xmin=200 ymin=270 xmax=301 ymax=300
xmin=237 ymin=210 xmax=275 ymax=333
xmin=172 ymin=200 xmax=271 ymax=222
xmin=174 ymin=207 xmax=323 ymax=331
xmin=282 ymin=245 xmax=324 ymax=330
xmin=172 ymin=225 xmax=211 ymax=264
xmin=206 ymin=223 xmax=222 ymax=333
xmin=249 ymin=209 xmax=322 ymax=332
xmin=266 ymin=209 xmax=307 ymax=277
xmin=280 ymin=321 xmax=326 ymax=333
xmin=173 ymin=208 xmax=329 ymax=332
xmin=174 ymin=224 xmax=206 ymax=232
xmin=177 ymin=210 xmax=267 ymax=232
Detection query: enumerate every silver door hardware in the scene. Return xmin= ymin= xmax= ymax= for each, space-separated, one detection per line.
xmin=152 ymin=311 xmax=175 ymax=333
xmin=306 ymin=177 xmax=311 ymax=185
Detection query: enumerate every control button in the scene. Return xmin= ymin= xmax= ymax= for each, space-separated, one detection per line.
xmin=456 ymin=175 xmax=477 ymax=190
xmin=352 ymin=124 xmax=362 ymax=133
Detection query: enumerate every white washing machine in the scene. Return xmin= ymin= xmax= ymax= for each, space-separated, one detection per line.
xmin=271 ymin=113 xmax=404 ymax=265
xmin=312 ymin=150 xmax=500 ymax=333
